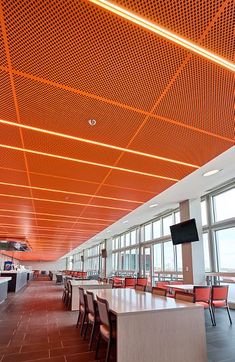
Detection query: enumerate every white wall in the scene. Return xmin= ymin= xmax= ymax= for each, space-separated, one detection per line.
xmin=22 ymin=258 xmax=66 ymax=272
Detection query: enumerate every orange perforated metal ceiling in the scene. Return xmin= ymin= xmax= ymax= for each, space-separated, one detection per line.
xmin=0 ymin=0 xmax=234 ymax=261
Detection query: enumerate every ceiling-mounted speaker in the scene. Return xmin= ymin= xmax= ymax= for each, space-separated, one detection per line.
xmin=101 ymin=249 xmax=107 ymax=258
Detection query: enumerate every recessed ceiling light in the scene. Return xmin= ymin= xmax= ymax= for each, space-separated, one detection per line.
xmin=149 ymin=203 xmax=158 ymax=208
xmin=88 ymin=119 xmax=96 ymax=126
xmin=203 ymin=169 xmax=221 ymax=177
xmin=123 ymin=220 xmax=128 ymax=224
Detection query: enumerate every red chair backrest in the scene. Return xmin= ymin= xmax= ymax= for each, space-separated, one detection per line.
xmin=212 ymin=285 xmax=228 ymax=301
xmin=137 ymin=278 xmax=147 ymax=286
xmin=152 ymin=287 xmax=167 ymax=296
xmin=135 ymin=284 xmax=146 ymax=291
xmin=193 ymin=286 xmax=211 ymax=302
xmin=156 ymin=281 xmax=169 ymax=290
xmin=125 ymin=278 xmax=136 ymax=287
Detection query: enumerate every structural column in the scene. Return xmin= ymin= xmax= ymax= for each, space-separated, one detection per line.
xmin=180 ymin=198 xmax=205 ymax=285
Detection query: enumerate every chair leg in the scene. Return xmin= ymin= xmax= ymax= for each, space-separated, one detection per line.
xmin=106 ymin=339 xmax=111 ymax=362
xmin=83 ymin=319 xmax=89 ymax=340
xmin=95 ymin=332 xmax=101 ymax=360
xmin=76 ymin=311 xmax=80 ymax=328
xmin=80 ymin=312 xmax=86 ymax=336
xmin=209 ymin=306 xmax=215 ymax=326
xmin=226 ymin=306 xmax=232 ymax=325
xmin=89 ymin=322 xmax=96 ymax=350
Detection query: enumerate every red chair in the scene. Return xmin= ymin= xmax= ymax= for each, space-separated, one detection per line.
xmin=193 ymin=286 xmax=215 ymax=326
xmin=175 ymin=291 xmax=194 ymax=303
xmin=155 ymin=281 xmax=169 ymax=290
xmin=124 ymin=277 xmax=136 ymax=288
xmin=211 ymin=285 xmax=232 ymax=325
xmin=113 ymin=277 xmax=124 ymax=288
xmin=152 ymin=287 xmax=167 ymax=296
xmin=135 ymin=284 xmax=146 ymax=291
xmin=137 ymin=278 xmax=147 ymax=287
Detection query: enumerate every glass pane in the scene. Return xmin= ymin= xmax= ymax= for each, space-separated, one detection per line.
xmin=153 ymin=220 xmax=161 ymax=239
xmin=176 ymin=244 xmax=182 ymax=271
xmin=120 ymin=235 xmax=125 ymax=248
xmin=126 ymin=233 xmax=130 ymax=247
xmin=201 ymin=200 xmax=208 ymax=226
xmin=164 ymin=241 xmax=175 ymax=270
xmin=203 ymin=233 xmax=210 ymax=272
xmin=216 ymin=227 xmax=235 ymax=272
xmin=114 ymin=253 xmax=119 ymax=270
xmin=144 ymin=247 xmax=151 ymax=277
xmin=131 ymin=230 xmax=137 ymax=245
xmin=120 ymin=251 xmax=125 ymax=270
xmin=163 ymin=215 xmax=173 ymax=236
xmin=115 ymin=238 xmax=119 ymax=250
xmin=153 ymin=243 xmax=162 ymax=272
xmin=130 ymin=249 xmax=137 ymax=270
xmin=125 ymin=250 xmax=130 ymax=269
xmin=112 ymin=239 xmax=115 ymax=250
xmin=174 ymin=211 xmax=180 ymax=224
xmin=112 ymin=253 xmax=115 ymax=269
xmin=144 ymin=224 xmax=152 ymax=241
xmin=213 ymin=188 xmax=235 ymax=222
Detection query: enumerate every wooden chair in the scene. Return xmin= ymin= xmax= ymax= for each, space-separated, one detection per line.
xmin=152 ymin=287 xmax=167 ymax=296
xmin=76 ymin=287 xmax=88 ymax=336
xmin=95 ymin=296 xmax=116 ymax=362
xmin=84 ymin=291 xmax=100 ymax=350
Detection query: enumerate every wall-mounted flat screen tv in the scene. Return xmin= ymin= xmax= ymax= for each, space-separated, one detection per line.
xmin=170 ymin=218 xmax=199 ymax=245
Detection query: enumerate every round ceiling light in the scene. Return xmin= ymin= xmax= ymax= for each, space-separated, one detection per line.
xmin=203 ymin=169 xmax=221 ymax=177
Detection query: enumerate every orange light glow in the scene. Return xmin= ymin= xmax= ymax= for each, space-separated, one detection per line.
xmin=0 ymin=119 xmax=199 ymax=169
xmin=90 ymin=0 xmax=235 ymax=72
xmin=0 ymin=193 xmax=133 ymax=211
xmin=0 ymin=181 xmax=143 ymax=204
xmin=0 ymin=208 xmax=115 ymax=223
xmin=0 ymin=144 xmax=179 ymax=182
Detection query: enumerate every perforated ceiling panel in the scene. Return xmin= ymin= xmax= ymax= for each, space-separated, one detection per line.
xmin=0 ymin=0 xmax=234 ymax=260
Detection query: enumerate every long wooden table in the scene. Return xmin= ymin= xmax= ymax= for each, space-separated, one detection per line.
xmin=90 ymin=288 xmax=207 ymax=362
xmin=70 ymin=280 xmax=112 ymax=311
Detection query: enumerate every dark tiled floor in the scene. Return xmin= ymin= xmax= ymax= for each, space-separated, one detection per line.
xmin=0 ymin=281 xmax=234 ymax=362
xmin=0 ymin=281 xmax=104 ymax=362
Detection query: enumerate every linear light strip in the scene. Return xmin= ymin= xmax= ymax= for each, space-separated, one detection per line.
xmin=0 ymin=222 xmax=101 ymax=233
xmin=0 ymin=143 xmax=179 ymax=182
xmin=0 ymin=193 xmax=132 ymax=211
xmin=0 ymin=119 xmax=199 ymax=169
xmin=90 ymin=0 xmax=235 ymax=72
xmin=0 ymin=208 xmax=115 ymax=223
xmin=0 ymin=214 xmax=108 ymax=226
xmin=0 ymin=181 xmax=142 ymax=204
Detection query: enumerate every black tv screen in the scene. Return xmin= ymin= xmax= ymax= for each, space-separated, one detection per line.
xmin=170 ymin=218 xmax=199 ymax=245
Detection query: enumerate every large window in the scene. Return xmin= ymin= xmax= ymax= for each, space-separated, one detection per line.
xmin=202 ymin=232 xmax=210 ymax=272
xmin=163 ymin=241 xmax=175 ymax=271
xmin=212 ymin=188 xmax=235 ymax=222
xmin=216 ymin=227 xmax=235 ymax=272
